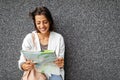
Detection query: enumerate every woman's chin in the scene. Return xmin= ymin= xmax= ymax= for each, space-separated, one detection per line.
xmin=40 ymin=31 xmax=48 ymax=34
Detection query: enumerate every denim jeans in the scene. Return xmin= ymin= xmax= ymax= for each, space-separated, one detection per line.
xmin=49 ymin=74 xmax=62 ymax=80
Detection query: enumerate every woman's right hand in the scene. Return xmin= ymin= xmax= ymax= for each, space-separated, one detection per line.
xmin=21 ymin=60 xmax=34 ymax=71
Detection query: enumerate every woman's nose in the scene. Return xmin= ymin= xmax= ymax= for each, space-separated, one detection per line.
xmin=40 ymin=23 xmax=44 ymax=28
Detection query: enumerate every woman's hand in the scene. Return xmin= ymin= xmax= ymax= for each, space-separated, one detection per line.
xmin=54 ymin=58 xmax=64 ymax=68
xmin=22 ymin=60 xmax=34 ymax=71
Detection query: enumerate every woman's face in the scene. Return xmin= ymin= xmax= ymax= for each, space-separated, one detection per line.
xmin=35 ymin=15 xmax=50 ymax=34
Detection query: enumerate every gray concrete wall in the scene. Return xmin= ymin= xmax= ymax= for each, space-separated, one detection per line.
xmin=0 ymin=0 xmax=120 ymax=80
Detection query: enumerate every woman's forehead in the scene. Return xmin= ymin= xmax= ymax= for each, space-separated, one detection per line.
xmin=35 ymin=15 xmax=48 ymax=21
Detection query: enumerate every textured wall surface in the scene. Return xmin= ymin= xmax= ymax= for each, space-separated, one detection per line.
xmin=0 ymin=0 xmax=120 ymax=80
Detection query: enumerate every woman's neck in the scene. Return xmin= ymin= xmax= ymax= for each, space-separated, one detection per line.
xmin=37 ymin=32 xmax=50 ymax=40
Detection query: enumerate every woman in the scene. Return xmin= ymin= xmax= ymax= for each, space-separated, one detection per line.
xmin=18 ymin=7 xmax=65 ymax=80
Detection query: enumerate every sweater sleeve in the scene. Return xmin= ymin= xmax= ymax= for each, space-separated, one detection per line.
xmin=18 ymin=33 xmax=32 ymax=71
xmin=56 ymin=34 xmax=65 ymax=79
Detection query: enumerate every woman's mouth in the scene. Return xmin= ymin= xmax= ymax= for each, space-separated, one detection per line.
xmin=40 ymin=28 xmax=47 ymax=32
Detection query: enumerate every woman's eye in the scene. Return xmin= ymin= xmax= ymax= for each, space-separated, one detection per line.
xmin=44 ymin=21 xmax=48 ymax=24
xmin=37 ymin=23 xmax=40 ymax=25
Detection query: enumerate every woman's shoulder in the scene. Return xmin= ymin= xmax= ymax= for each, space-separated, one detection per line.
xmin=25 ymin=31 xmax=36 ymax=37
xmin=25 ymin=33 xmax=32 ymax=39
xmin=24 ymin=31 xmax=36 ymax=40
xmin=50 ymin=31 xmax=63 ymax=38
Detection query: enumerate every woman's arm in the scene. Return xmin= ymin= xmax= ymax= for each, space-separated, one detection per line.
xmin=55 ymin=35 xmax=65 ymax=68
xmin=18 ymin=33 xmax=33 ymax=71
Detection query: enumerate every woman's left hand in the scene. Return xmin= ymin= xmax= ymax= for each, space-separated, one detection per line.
xmin=54 ymin=58 xmax=64 ymax=68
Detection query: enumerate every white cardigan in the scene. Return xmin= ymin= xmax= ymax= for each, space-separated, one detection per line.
xmin=18 ymin=31 xmax=65 ymax=79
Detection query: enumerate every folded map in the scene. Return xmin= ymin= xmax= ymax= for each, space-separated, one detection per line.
xmin=21 ymin=50 xmax=60 ymax=74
